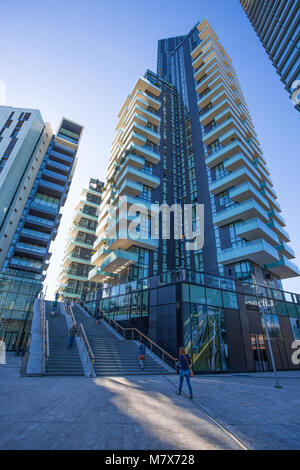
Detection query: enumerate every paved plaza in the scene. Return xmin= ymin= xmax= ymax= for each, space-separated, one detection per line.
xmin=1 ymin=353 xmax=300 ymax=450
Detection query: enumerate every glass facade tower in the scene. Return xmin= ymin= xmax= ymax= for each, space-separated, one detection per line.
xmin=240 ymin=0 xmax=300 ymax=111
xmin=0 ymin=112 xmax=83 ymax=350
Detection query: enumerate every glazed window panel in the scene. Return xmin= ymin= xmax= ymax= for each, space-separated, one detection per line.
xmin=190 ymin=284 xmax=205 ymax=304
xmin=222 ymin=290 xmax=238 ymax=309
xmin=205 ymin=287 xmax=223 ymax=308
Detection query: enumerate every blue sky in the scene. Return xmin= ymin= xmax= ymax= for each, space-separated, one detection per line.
xmin=1 ymin=0 xmax=299 ymax=297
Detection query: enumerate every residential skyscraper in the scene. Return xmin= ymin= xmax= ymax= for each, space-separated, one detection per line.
xmin=83 ymin=19 xmax=300 ymax=373
xmin=159 ymin=18 xmax=299 ymax=285
xmin=240 ymin=0 xmax=300 ymax=111
xmin=58 ymin=178 xmax=104 ymax=301
xmin=0 ymin=107 xmax=83 ymax=349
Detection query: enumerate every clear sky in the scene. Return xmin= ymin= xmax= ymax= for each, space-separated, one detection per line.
xmin=1 ymin=0 xmax=299 ymax=298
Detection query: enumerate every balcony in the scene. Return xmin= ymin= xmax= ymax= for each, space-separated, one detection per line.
xmin=100 ymin=249 xmax=139 ymax=273
xmin=137 ymin=90 xmax=161 ymax=110
xmin=107 ymin=233 xmax=159 ymax=251
xmin=70 ymin=224 xmax=96 ymax=237
xmin=60 ymin=291 xmax=82 ymax=299
xmin=209 ymin=166 xmax=260 ymax=195
xmin=66 ymin=238 xmax=94 ymax=252
xmin=229 ymin=182 xmax=270 ymax=211
xmin=26 ymin=214 xmax=55 ymax=230
xmin=266 ymin=257 xmax=300 ymax=279
xmin=118 ymin=178 xmax=143 ymax=197
xmin=203 ymin=117 xmax=234 ymax=146
xmin=130 ymin=143 xmax=160 ymax=164
xmin=260 ymin=189 xmax=281 ymax=213
xmin=73 ymin=210 xmax=98 ymax=224
xmin=235 ymin=218 xmax=279 ymax=246
xmin=116 ymin=165 xmax=160 ymax=189
xmin=49 ymin=150 xmax=73 ymax=165
xmin=88 ymin=266 xmax=117 ymax=282
xmin=46 ymin=159 xmax=70 ymax=175
xmin=15 ymin=242 xmax=47 ymax=260
xmin=205 ymin=140 xmax=249 ymax=168
xmin=195 ymin=66 xmax=220 ymax=94
xmin=200 ymin=98 xmax=228 ymax=126
xmin=198 ymin=82 xmax=224 ymax=108
xmin=118 ymin=153 xmax=145 ymax=171
xmin=62 ymin=254 xmax=92 ymax=267
xmin=218 ymin=239 xmax=280 ymax=266
xmin=224 ymin=153 xmax=260 ymax=180
xmin=136 ymin=105 xmax=161 ymax=125
xmin=38 ymin=179 xmax=65 ymax=197
xmin=20 ymin=228 xmax=51 ymax=243
xmin=31 ymin=201 xmax=58 ymax=215
xmin=59 ymin=269 xmax=88 ymax=282
xmin=213 ymin=199 xmax=269 ymax=227
xmin=75 ymin=198 xmax=99 ymax=210
xmin=194 ymin=53 xmax=217 ymax=81
xmin=268 ymin=208 xmax=286 ymax=227
xmin=192 ymin=43 xmax=215 ymax=71
xmin=91 ymin=245 xmax=111 ymax=266
xmin=43 ymin=169 xmax=68 ymax=184
xmin=10 ymin=257 xmax=42 ymax=272
xmin=267 ymin=220 xmax=290 ymax=243
xmin=132 ymin=123 xmax=160 ymax=143
xmin=191 ymin=41 xmax=203 ymax=60
xmin=275 ymin=242 xmax=295 ymax=260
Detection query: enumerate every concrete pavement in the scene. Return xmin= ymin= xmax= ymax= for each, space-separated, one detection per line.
xmin=1 ymin=353 xmax=300 ymax=450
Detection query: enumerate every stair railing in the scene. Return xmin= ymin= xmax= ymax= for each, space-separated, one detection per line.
xmin=77 ymin=323 xmax=95 ymax=377
xmin=20 ymin=351 xmax=30 ymax=377
xmin=103 ymin=315 xmax=177 ymax=371
xmin=66 ymin=302 xmax=95 ymax=377
xmin=76 ymin=301 xmax=177 ymax=371
xmin=40 ymin=294 xmax=50 ymax=375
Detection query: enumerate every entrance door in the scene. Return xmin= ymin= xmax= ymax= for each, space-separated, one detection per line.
xmin=250 ymin=334 xmax=269 ymax=372
xmin=4 ymin=332 xmax=19 ymax=351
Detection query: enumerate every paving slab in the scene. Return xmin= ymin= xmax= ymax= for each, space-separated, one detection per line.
xmin=1 ymin=353 xmax=299 ymax=450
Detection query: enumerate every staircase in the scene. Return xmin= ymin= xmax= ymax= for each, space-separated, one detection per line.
xmin=72 ymin=305 xmax=173 ymax=376
xmin=44 ymin=301 xmax=84 ymax=376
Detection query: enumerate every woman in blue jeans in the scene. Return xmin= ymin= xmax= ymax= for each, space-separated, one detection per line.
xmin=176 ymin=347 xmax=193 ymax=399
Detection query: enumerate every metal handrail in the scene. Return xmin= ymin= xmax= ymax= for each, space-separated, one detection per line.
xmin=20 ymin=351 xmax=30 ymax=377
xmin=40 ymin=294 xmax=49 ymax=374
xmin=66 ymin=303 xmax=77 ymax=325
xmin=78 ymin=300 xmax=177 ymax=370
xmin=78 ymin=323 xmax=95 ymax=367
xmin=66 ymin=303 xmax=95 ymax=376
xmin=103 ymin=315 xmax=177 ymax=370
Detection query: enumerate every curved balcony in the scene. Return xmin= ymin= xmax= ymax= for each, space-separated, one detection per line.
xmin=218 ymin=239 xmax=280 ymax=266
xmin=266 ymin=257 xmax=300 ymax=279
xmin=235 ymin=218 xmax=279 ymax=246
xmin=213 ymin=198 xmax=269 ymax=227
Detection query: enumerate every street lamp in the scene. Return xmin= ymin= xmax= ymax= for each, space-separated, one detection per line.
xmin=256 ymin=291 xmax=282 ymax=389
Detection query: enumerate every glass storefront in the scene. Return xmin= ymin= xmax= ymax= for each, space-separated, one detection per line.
xmin=0 ymin=270 xmax=42 ymax=350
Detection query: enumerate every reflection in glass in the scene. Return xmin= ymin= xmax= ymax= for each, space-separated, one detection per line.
xmin=185 ymin=304 xmax=229 ymax=372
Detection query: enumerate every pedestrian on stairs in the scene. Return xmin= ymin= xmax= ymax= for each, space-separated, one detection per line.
xmin=95 ymin=309 xmax=101 ymax=325
xmin=68 ymin=323 xmax=78 ymax=349
xmin=139 ymin=339 xmax=145 ymax=370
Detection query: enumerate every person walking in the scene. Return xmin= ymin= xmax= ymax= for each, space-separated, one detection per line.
xmin=68 ymin=323 xmax=78 ymax=349
xmin=51 ymin=299 xmax=58 ymax=318
xmin=139 ymin=339 xmax=145 ymax=370
xmin=176 ymin=346 xmax=193 ymax=399
xmin=95 ymin=309 xmax=101 ymax=325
